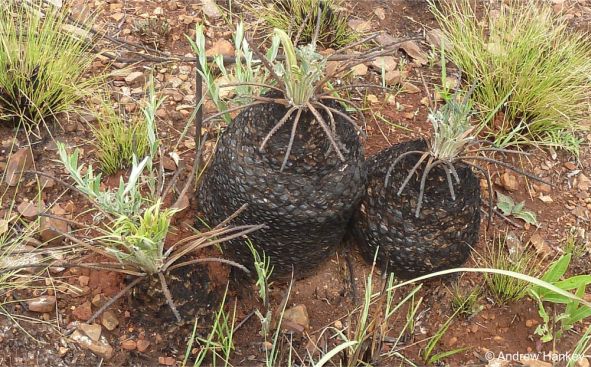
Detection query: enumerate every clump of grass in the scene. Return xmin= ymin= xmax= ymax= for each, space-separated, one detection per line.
xmin=0 ymin=1 xmax=98 ymax=129
xmin=254 ymin=0 xmax=358 ymax=48
xmin=92 ymin=100 xmax=150 ymax=175
xmin=430 ymin=0 xmax=591 ymax=154
xmin=480 ymin=237 xmax=542 ymax=305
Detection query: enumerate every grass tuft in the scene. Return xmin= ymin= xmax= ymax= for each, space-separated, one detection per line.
xmin=480 ymin=236 xmax=542 ymax=305
xmin=254 ymin=0 xmax=358 ymax=48
xmin=92 ymin=100 xmax=150 ymax=175
xmin=0 ymin=1 xmax=99 ymax=128
xmin=431 ymin=0 xmax=591 ymax=154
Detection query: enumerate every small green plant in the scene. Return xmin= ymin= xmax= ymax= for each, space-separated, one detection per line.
xmin=92 ymin=100 xmax=150 ymax=175
xmin=0 ymin=1 xmax=99 ymax=129
xmin=530 ymin=253 xmax=591 ymax=343
xmin=431 ymin=0 xmax=591 ymax=154
xmin=421 ymin=307 xmax=467 ymax=365
xmin=188 ymin=23 xmax=280 ymax=124
xmin=104 ymin=201 xmax=178 ymax=274
xmin=184 ymin=285 xmax=236 ymax=367
xmin=481 ymin=237 xmax=542 ymax=304
xmin=58 ymin=142 xmax=149 ymax=218
xmin=132 ymin=17 xmax=170 ymax=49
xmin=568 ymin=325 xmax=591 ymax=367
xmin=248 ymin=241 xmax=274 ymax=337
xmin=254 ymin=0 xmax=358 ymax=48
xmin=450 ymin=282 xmax=482 ymax=318
xmin=496 ymin=191 xmax=538 ymax=226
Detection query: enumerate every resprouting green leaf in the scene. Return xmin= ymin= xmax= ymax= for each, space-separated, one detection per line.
xmin=513 ymin=210 xmax=538 ymax=225
xmin=496 ymin=191 xmax=514 ymax=216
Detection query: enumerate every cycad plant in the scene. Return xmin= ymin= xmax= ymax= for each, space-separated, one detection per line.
xmin=352 ymin=87 xmax=546 ymax=279
xmin=197 ymin=25 xmax=405 ymax=278
xmin=0 ymin=1 xmax=98 ymax=129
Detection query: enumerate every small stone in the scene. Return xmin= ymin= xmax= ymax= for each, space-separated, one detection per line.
xmin=58 ymin=347 xmax=68 ymax=356
xmin=161 ymin=156 xmax=177 ymax=171
xmin=262 ymin=341 xmax=273 ymax=351
xmin=500 ymin=172 xmax=519 ymax=192
xmin=201 ymin=0 xmax=222 ymax=19
xmin=371 ymin=56 xmax=397 ymax=72
xmin=73 ymin=301 xmax=93 ymax=321
xmin=124 ymin=71 xmax=146 ymax=87
xmin=538 ymin=194 xmax=553 ymax=203
xmin=17 ymin=200 xmax=45 ymax=219
xmin=373 ymin=7 xmax=386 ymax=20
xmin=283 ymin=304 xmax=309 ymax=330
xmin=28 ymin=296 xmax=56 ymax=313
xmin=493 ymin=335 xmax=504 ymax=342
xmin=111 ymin=13 xmax=124 ymax=22
xmin=39 ymin=216 xmax=69 ymax=246
xmin=136 ymin=339 xmax=151 ymax=353
xmin=525 ymin=319 xmax=538 ymax=327
xmin=564 ymin=161 xmax=577 ymax=170
xmin=470 ymin=324 xmax=479 ymax=333
xmin=447 ymin=336 xmax=458 ymax=347
xmin=5 ymin=148 xmax=34 ymax=187
xmin=519 ymin=359 xmax=552 ymax=367
xmin=401 ymin=82 xmax=421 ymax=94
xmin=576 ymin=174 xmax=590 ymax=191
xmin=348 ymin=19 xmax=371 ymax=33
xmin=577 ymin=357 xmax=590 ymax=367
xmin=334 ymin=320 xmax=343 ymax=329
xmin=121 ymin=339 xmax=137 ymax=350
xmin=71 ymin=330 xmax=114 ymax=360
xmin=158 ymin=356 xmax=176 ymax=366
xmin=79 ymin=275 xmax=90 ymax=287
xmin=78 ymin=323 xmax=102 ymax=342
xmin=529 ymin=233 xmax=553 ymax=257
xmin=366 ymin=95 xmax=379 ymax=104
xmin=533 ymin=183 xmax=551 ymax=193
xmin=92 ymin=294 xmax=108 ymax=308
xmin=205 ymin=39 xmax=235 ymax=57
xmin=400 ymin=40 xmax=428 ymax=65
xmin=385 ymin=70 xmax=404 ymax=85
xmin=426 ymin=28 xmax=451 ymax=51
xmin=351 ymin=64 xmax=368 ymax=76
xmin=102 ymin=310 xmax=119 ymax=331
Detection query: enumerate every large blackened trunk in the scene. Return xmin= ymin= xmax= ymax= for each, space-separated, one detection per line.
xmin=352 ymin=139 xmax=480 ymax=279
xmin=199 ymin=97 xmax=366 ymax=279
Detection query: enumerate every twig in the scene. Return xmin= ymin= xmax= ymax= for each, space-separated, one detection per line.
xmin=233 ymin=309 xmax=255 ymax=333
xmin=168 ymin=257 xmax=249 ymax=273
xmin=86 ymin=276 xmax=145 ymax=324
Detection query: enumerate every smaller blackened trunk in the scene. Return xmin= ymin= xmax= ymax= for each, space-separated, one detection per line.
xmin=352 ymin=139 xmax=480 ymax=279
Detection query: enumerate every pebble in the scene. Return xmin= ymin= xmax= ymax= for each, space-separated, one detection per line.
xmin=525 ymin=319 xmax=538 ymax=327
xmin=5 ymin=148 xmax=34 ymax=187
xmin=71 ymin=330 xmax=113 ymax=360
xmin=158 ymin=356 xmax=176 ymax=366
xmin=39 ymin=216 xmax=69 ymax=246
xmin=124 ymin=71 xmax=146 ymax=87
xmin=101 ymin=310 xmax=119 ymax=331
xmin=72 ymin=301 xmax=93 ymax=321
xmin=283 ymin=304 xmax=310 ymax=330
xmin=137 ymin=339 xmax=151 ymax=353
xmin=28 ymin=296 xmax=56 ymax=313
xmin=17 ymin=200 xmax=45 ymax=219
xmin=121 ymin=339 xmax=137 ymax=350
xmin=78 ymin=323 xmax=102 ymax=342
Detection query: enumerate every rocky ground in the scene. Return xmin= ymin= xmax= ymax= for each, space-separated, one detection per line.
xmin=1 ymin=0 xmax=591 ymax=366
